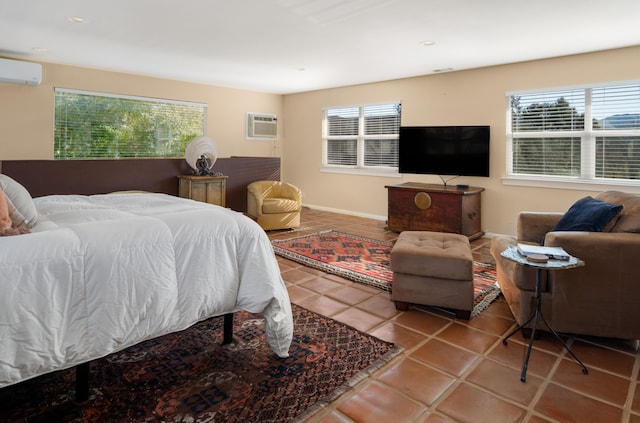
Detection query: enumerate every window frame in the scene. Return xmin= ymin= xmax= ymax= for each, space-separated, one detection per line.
xmin=54 ymin=88 xmax=207 ymax=160
xmin=505 ymin=80 xmax=640 ymax=193
xmin=321 ymin=102 xmax=402 ymax=177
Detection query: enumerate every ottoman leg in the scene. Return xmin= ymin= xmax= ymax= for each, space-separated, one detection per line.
xmin=394 ymin=301 xmax=410 ymax=311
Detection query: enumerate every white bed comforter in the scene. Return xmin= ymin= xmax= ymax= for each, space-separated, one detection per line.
xmin=0 ymin=193 xmax=293 ymax=388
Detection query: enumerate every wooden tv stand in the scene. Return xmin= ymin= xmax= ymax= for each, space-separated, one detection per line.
xmin=385 ymin=182 xmax=484 ymax=239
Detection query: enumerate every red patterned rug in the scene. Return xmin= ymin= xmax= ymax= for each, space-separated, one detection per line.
xmin=272 ymin=230 xmax=501 ymax=317
xmin=0 ymin=304 xmax=401 ymax=423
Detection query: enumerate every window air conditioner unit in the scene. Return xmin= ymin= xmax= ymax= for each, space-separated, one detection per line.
xmin=0 ymin=58 xmax=42 ymax=86
xmin=247 ymin=113 xmax=278 ymax=139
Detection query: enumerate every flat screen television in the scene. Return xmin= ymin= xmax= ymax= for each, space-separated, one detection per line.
xmin=398 ymin=125 xmax=490 ymax=177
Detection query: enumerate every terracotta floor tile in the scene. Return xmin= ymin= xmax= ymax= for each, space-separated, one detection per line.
xmin=502 ymin=329 xmax=567 ymax=356
xmin=550 ymin=358 xmax=629 ymax=407
xmin=331 ymin=307 xmax=385 ymax=332
xmin=323 ymin=273 xmax=354 ymax=285
xmin=437 ymin=383 xmax=526 ymax=423
xmin=525 ymin=415 xmax=555 ymax=423
xmin=392 ymin=309 xmax=451 ymax=335
xmin=312 ymin=410 xmax=352 ymax=423
xmin=489 ymin=339 xmax=561 ymax=379
xmin=464 ymin=311 xmax=514 ymax=336
xmin=337 ymin=381 xmax=426 ymax=423
xmin=483 ymin=298 xmax=518 ymax=321
xmin=276 ymin=259 xmax=297 ymax=272
xmin=299 ymin=277 xmax=348 ymax=294
xmin=287 ymin=285 xmax=318 ymax=303
xmin=297 ymin=295 xmax=349 ymax=317
xmin=466 ymin=359 xmax=543 ymax=406
xmin=411 ymin=339 xmax=480 ymax=378
xmin=356 ymin=294 xmax=399 ymax=319
xmin=633 ymin=382 xmax=640 ymax=414
xmin=421 ymin=413 xmax=458 ymax=422
xmin=435 ymin=322 xmax=500 ymax=354
xmin=369 ymin=321 xmax=426 ymax=350
xmin=569 ymin=339 xmax=636 ymax=377
xmin=325 ymin=285 xmax=375 ymax=306
xmin=281 ymin=268 xmax=318 ymax=284
xmin=535 ymin=382 xmax=623 ymax=422
xmin=630 ymin=413 xmax=640 ymax=423
xmin=377 ymin=358 xmax=456 ymax=406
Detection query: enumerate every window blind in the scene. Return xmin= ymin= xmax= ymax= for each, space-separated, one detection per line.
xmin=508 ymin=82 xmax=640 ymax=182
xmin=324 ymin=102 xmax=401 ymax=170
xmin=54 ymin=88 xmax=206 ymax=159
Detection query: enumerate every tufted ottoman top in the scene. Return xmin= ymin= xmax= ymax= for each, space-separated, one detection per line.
xmin=390 ymin=231 xmax=473 ymax=281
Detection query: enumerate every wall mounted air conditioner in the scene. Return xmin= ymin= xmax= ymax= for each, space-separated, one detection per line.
xmin=247 ymin=113 xmax=278 ymax=139
xmin=0 ymin=57 xmax=42 ymax=86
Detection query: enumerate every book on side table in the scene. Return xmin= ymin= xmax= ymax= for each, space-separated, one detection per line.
xmin=516 ymin=243 xmax=571 ymax=261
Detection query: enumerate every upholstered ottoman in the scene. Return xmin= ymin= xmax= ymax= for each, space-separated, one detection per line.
xmin=390 ymin=231 xmax=474 ymax=319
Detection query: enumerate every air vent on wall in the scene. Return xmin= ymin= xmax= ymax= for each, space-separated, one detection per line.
xmin=0 ymin=58 xmax=42 ymax=86
xmin=247 ymin=113 xmax=278 ymax=139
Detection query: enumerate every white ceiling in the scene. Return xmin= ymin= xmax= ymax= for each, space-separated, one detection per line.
xmin=1 ymin=0 xmax=639 ymax=94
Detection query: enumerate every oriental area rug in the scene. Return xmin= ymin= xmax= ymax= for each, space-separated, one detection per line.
xmin=272 ymin=230 xmax=501 ymax=318
xmin=0 ymin=304 xmax=401 ymax=423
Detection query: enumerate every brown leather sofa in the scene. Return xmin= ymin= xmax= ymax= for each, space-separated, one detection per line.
xmin=247 ymin=181 xmax=302 ymax=230
xmin=490 ymin=191 xmax=640 ymax=340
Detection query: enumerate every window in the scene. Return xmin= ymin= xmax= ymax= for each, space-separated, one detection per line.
xmin=507 ymin=83 xmax=640 ymax=184
xmin=323 ymin=102 xmax=401 ymax=174
xmin=54 ymin=88 xmax=206 ymax=159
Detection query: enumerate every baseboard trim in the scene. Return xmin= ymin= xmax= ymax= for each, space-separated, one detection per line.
xmin=301 ymin=203 xmax=387 ymax=222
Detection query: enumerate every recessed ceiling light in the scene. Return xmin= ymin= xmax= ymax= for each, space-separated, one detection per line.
xmin=433 ymin=67 xmax=454 ymax=73
xmin=420 ymin=40 xmax=436 ymax=46
xmin=67 ymin=16 xmax=88 ymax=24
xmin=32 ymin=47 xmax=49 ymax=53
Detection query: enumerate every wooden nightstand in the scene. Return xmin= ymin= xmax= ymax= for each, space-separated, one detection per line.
xmin=178 ymin=175 xmax=227 ymax=207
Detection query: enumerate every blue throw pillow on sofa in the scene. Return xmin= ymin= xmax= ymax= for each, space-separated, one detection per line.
xmin=551 ymin=196 xmax=623 ymax=232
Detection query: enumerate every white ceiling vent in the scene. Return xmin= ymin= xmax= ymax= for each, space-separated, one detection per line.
xmin=247 ymin=113 xmax=278 ymax=139
xmin=0 ymin=58 xmax=42 ymax=86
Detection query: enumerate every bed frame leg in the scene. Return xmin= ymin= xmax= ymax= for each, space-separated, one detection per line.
xmin=223 ymin=313 xmax=233 ymax=345
xmin=75 ymin=362 xmax=90 ymax=402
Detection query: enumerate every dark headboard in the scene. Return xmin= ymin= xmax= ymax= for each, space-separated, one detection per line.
xmin=0 ymin=157 xmax=280 ymax=212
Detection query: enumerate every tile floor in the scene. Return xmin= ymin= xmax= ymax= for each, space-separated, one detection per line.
xmin=267 ymin=207 xmax=640 ymax=423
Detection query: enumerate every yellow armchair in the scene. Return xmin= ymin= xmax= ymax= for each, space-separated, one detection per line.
xmin=247 ymin=181 xmax=302 ymax=230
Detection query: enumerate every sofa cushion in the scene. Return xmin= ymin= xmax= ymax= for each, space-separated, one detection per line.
xmin=551 ymin=196 xmax=622 ymax=233
xmin=262 ymin=198 xmax=299 ymax=214
xmin=595 ymin=191 xmax=640 ymax=233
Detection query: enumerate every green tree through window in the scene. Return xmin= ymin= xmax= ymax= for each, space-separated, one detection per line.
xmin=54 ymin=89 xmax=206 ymax=159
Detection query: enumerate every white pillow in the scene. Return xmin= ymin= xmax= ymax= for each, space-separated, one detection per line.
xmin=0 ymin=174 xmax=38 ymax=228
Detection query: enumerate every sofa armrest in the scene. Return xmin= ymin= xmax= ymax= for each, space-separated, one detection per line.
xmin=543 ymin=231 xmax=640 ymax=337
xmin=490 ymin=235 xmax=540 ymax=292
xmin=280 ymin=183 xmax=303 ymax=203
xmin=517 ymin=212 xmax=564 ymax=243
xmin=544 ymin=231 xmax=640 ymax=265
xmin=247 ymin=182 xmax=272 ymax=218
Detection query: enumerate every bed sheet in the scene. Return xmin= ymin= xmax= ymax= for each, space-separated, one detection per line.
xmin=0 ymin=193 xmax=293 ymax=387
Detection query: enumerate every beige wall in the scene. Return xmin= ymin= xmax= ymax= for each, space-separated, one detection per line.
xmin=283 ymin=46 xmax=640 ymax=236
xmin=0 ymin=62 xmax=283 ymax=160
xmin=2 ymin=48 xmax=640 ymax=236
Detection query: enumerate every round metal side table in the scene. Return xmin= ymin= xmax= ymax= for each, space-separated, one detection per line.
xmin=501 ymin=246 xmax=589 ymax=382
